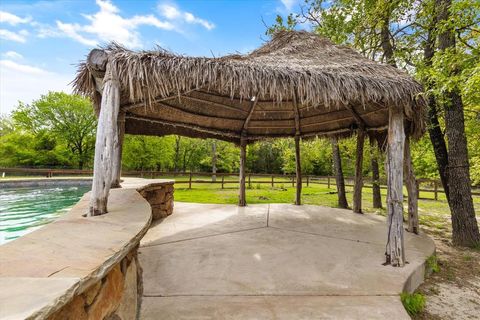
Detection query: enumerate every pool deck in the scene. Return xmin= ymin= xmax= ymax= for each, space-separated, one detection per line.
xmin=139 ymin=202 xmax=435 ymax=319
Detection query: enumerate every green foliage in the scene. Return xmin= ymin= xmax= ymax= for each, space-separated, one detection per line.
xmin=426 ymin=255 xmax=440 ymax=273
xmin=10 ymin=92 xmax=97 ymax=169
xmin=401 ymin=292 xmax=426 ymax=316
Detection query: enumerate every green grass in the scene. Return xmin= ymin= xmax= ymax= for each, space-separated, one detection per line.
xmin=401 ymin=292 xmax=426 ymax=316
xmin=154 ymin=175 xmax=480 ymax=223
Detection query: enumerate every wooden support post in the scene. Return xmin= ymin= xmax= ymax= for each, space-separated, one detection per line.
xmin=295 ymin=135 xmax=302 ymax=205
xmin=89 ymin=65 xmax=120 ymax=216
xmin=189 ymin=171 xmax=192 ymax=189
xmin=248 ymin=174 xmax=251 ymax=188
xmin=327 ymin=176 xmax=330 ymax=189
xmin=111 ymin=111 xmax=125 ymax=189
xmin=306 ymin=175 xmax=309 ymax=187
xmin=292 ymin=176 xmax=295 ymax=187
xmin=353 ymin=127 xmax=365 ymax=214
xmin=404 ymin=137 xmax=419 ymax=234
xmin=332 ymin=138 xmax=349 ymax=209
xmin=239 ymin=138 xmax=247 ymax=206
xmin=271 ymin=175 xmax=274 ymax=188
xmin=386 ymin=107 xmax=406 ymax=267
xmin=370 ymin=137 xmax=382 ymax=208
xmin=434 ymin=181 xmax=438 ymax=200
xmin=221 ymin=175 xmax=225 ymax=189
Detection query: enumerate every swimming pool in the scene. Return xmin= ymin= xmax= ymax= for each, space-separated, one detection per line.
xmin=0 ymin=185 xmax=90 ymax=244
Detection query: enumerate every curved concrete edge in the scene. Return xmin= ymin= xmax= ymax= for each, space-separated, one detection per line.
xmin=0 ymin=179 xmax=173 ymax=320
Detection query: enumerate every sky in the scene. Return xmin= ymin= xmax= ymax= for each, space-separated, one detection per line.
xmin=0 ymin=0 xmax=304 ymax=114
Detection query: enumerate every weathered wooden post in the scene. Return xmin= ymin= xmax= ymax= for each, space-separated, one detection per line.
xmin=271 ymin=175 xmax=274 ymax=187
xmin=189 ymin=171 xmax=192 ymax=189
xmin=111 ymin=111 xmax=125 ymax=188
xmin=370 ymin=137 xmax=382 ymax=208
xmin=353 ymin=128 xmax=365 ymax=213
xmin=386 ymin=107 xmax=406 ymax=267
xmin=239 ymin=137 xmax=247 ymax=206
xmin=404 ymin=137 xmax=419 ymax=234
xmin=295 ymin=135 xmax=302 ymax=205
xmin=332 ymin=138 xmax=348 ymax=209
xmin=221 ymin=175 xmax=225 ymax=189
xmin=89 ymin=63 xmax=120 ymax=216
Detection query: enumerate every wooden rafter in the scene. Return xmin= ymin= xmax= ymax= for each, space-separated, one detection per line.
xmin=242 ymin=97 xmax=259 ymax=134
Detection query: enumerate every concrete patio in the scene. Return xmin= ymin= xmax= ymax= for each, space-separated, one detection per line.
xmin=139 ymin=203 xmax=435 ymax=319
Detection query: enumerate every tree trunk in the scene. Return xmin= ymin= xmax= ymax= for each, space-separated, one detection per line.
xmin=353 ymin=128 xmax=365 ymax=213
xmin=239 ymin=138 xmax=247 ymax=206
xmin=111 ymin=111 xmax=125 ymax=188
xmin=332 ymin=138 xmax=348 ymax=209
xmin=424 ymin=23 xmax=450 ymax=202
xmin=404 ymin=137 xmax=419 ymax=234
xmin=212 ymin=140 xmax=217 ymax=182
xmin=437 ymin=0 xmax=480 ymax=247
xmin=386 ymin=107 xmax=405 ymax=267
xmin=294 ymin=135 xmax=302 ymax=205
xmin=89 ymin=67 xmax=120 ymax=216
xmin=370 ymin=137 xmax=382 ymax=209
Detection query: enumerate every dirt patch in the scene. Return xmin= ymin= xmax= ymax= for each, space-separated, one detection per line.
xmin=412 ymin=226 xmax=480 ymax=320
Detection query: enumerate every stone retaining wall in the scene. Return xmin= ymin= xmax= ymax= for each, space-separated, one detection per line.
xmin=137 ymin=182 xmax=174 ymax=220
xmin=49 ymin=249 xmax=142 ymax=320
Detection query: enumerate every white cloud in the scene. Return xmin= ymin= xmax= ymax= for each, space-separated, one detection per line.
xmin=280 ymin=0 xmax=299 ymax=11
xmin=158 ymin=3 xmax=215 ymax=30
xmin=0 ymin=59 xmax=48 ymax=75
xmin=54 ymin=0 xmax=174 ymax=48
xmin=2 ymin=51 xmax=23 ymax=60
xmin=0 ymin=28 xmax=28 ymax=43
xmin=0 ymin=11 xmax=31 ymax=25
xmin=0 ymin=60 xmax=72 ymax=114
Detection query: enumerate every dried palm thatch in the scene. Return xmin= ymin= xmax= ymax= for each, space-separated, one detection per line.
xmin=73 ymin=30 xmax=425 ymax=143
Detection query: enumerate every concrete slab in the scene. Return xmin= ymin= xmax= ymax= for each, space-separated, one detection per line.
xmin=139 ymin=203 xmax=435 ymax=319
xmin=268 ymin=204 xmax=435 ymax=256
xmin=140 ymin=227 xmax=426 ymax=296
xmin=141 ymin=202 xmax=268 ymax=247
xmin=141 ymin=296 xmax=410 ymax=320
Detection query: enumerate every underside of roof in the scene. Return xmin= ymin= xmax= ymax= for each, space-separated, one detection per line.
xmin=74 ymin=30 xmax=426 ymax=144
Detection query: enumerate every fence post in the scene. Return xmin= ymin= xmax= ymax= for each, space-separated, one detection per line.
xmin=248 ymin=174 xmax=251 ymax=188
xmin=221 ymin=175 xmax=225 ymax=189
xmin=434 ymin=180 xmax=438 ymax=200
xmin=327 ymin=176 xmax=331 ymax=189
xmin=271 ymin=175 xmax=274 ymax=188
xmin=306 ymin=175 xmax=309 ymax=187
xmin=189 ymin=172 xmax=192 ymax=189
xmin=292 ymin=176 xmax=295 ymax=187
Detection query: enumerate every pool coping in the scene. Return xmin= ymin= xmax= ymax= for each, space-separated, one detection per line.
xmin=0 ymin=178 xmax=173 ymax=320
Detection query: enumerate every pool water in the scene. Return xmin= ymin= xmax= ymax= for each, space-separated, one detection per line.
xmin=0 ymin=185 xmax=90 ymax=244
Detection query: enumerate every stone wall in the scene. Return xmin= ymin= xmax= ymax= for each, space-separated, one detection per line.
xmin=48 ymin=249 xmax=142 ymax=320
xmin=137 ymin=183 xmax=174 ymax=220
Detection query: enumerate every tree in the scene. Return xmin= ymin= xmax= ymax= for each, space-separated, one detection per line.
xmin=12 ymin=92 xmax=97 ymax=169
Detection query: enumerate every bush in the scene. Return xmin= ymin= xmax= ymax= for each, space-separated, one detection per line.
xmin=401 ymin=292 xmax=426 ymax=316
xmin=426 ymin=255 xmax=440 ymax=273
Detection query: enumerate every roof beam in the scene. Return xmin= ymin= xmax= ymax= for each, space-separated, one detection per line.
xmin=293 ymin=93 xmax=301 ymax=135
xmin=346 ymin=105 xmax=367 ymax=129
xmin=125 ymin=114 xmax=241 ymax=139
xmin=180 ymin=94 xmax=249 ymax=114
xmin=242 ymin=96 xmax=259 ymax=135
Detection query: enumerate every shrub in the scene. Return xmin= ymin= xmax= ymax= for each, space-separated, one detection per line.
xmin=426 ymin=255 xmax=440 ymax=273
xmin=401 ymin=292 xmax=426 ymax=316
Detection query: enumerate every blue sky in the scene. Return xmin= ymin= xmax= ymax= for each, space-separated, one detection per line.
xmin=0 ymin=0 xmax=304 ymax=114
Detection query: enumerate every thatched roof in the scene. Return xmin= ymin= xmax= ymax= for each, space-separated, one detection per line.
xmin=74 ymin=30 xmax=425 ymax=144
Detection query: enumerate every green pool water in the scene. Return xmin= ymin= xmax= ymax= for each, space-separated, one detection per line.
xmin=0 ymin=185 xmax=90 ymax=245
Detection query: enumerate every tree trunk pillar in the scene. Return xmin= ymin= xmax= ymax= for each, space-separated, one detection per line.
xmin=239 ymin=138 xmax=247 ymax=207
xmin=89 ymin=65 xmax=120 ymax=216
xmin=295 ymin=135 xmax=302 ymax=205
xmin=111 ymin=110 xmax=125 ymax=188
xmin=353 ymin=128 xmax=365 ymax=213
xmin=370 ymin=137 xmax=382 ymax=208
xmin=404 ymin=137 xmax=419 ymax=234
xmin=386 ymin=107 xmax=406 ymax=267
xmin=332 ymin=138 xmax=348 ymax=209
